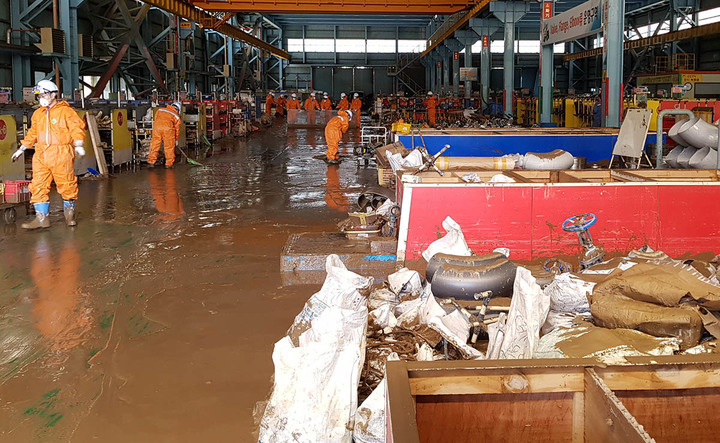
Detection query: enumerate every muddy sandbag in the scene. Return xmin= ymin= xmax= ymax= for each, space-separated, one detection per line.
xmin=535 ymin=323 xmax=680 ymax=360
xmin=520 ymin=149 xmax=574 ymax=170
xmin=593 ymin=262 xmax=720 ymax=309
xmin=590 ymin=291 xmax=702 ymax=349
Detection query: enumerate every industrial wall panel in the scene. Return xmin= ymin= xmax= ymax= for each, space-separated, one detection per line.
xmin=313 ymin=67 xmax=333 ymax=94
xmin=333 ymin=68 xmax=354 ymax=98
xmin=354 ymin=68 xmax=374 ymax=95
xmin=374 ymin=68 xmax=394 ymax=94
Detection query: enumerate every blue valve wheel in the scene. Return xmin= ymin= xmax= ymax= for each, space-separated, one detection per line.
xmin=562 ymin=213 xmax=597 ymax=232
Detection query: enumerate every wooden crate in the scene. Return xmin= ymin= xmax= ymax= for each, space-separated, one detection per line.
xmin=378 ymin=167 xmax=396 ymax=187
xmin=387 ymin=355 xmax=720 ymax=443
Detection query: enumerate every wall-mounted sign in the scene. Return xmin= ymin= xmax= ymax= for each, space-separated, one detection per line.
xmin=460 ymin=68 xmax=478 ymax=81
xmin=540 ymin=0 xmax=601 ymax=45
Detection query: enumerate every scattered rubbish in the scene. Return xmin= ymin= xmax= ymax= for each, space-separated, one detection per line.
xmin=259 ymin=255 xmax=372 ymax=442
xmin=421 ymin=216 xmax=472 ymax=261
xmin=486 ymin=267 xmax=549 ymax=359
xmin=535 ymin=323 xmax=681 ymax=361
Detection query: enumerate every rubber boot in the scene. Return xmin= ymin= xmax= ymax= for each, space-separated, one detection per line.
xmin=21 ymin=202 xmax=50 ymax=230
xmin=63 ymin=200 xmax=77 ymax=227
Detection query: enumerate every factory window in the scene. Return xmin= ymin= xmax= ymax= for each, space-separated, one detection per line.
xmin=517 ymin=40 xmax=540 ymax=53
xmin=287 ymin=38 xmax=304 ymax=52
xmin=303 ymin=38 xmax=335 ymax=52
xmin=336 ymin=39 xmax=366 ymax=52
xmin=554 ymin=43 xmax=565 ymax=53
xmin=367 ymin=39 xmax=396 ymax=53
xmin=397 ymin=40 xmax=426 ymax=53
xmin=699 ymin=6 xmax=720 ymax=25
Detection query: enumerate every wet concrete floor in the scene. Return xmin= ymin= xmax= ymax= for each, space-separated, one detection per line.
xmin=0 ymin=123 xmax=376 ymax=442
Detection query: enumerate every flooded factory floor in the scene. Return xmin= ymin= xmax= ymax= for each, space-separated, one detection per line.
xmin=0 ymin=125 xmax=376 ymax=442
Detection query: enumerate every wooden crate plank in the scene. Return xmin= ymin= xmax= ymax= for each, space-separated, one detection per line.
xmin=584 ymin=368 xmax=653 ymax=443
xmin=409 ymin=370 xmax=583 ymax=396
xmin=573 ymin=391 xmax=584 ymax=443
xmin=415 ymin=392 xmax=574 ymax=443
xmin=599 ymin=365 xmax=720 ymax=391
xmin=386 ymin=361 xmax=420 ymax=443
xmin=616 ymin=388 xmax=720 ymax=442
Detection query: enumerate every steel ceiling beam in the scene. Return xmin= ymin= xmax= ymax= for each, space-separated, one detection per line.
xmin=563 ymin=21 xmax=720 ymax=61
xmin=189 ymin=0 xmax=475 ymax=14
xmin=142 ymin=0 xmax=290 ymax=59
xmin=421 ymin=0 xmax=490 ymax=57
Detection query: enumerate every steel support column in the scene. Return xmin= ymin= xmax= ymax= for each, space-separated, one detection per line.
xmin=491 ymin=2 xmax=528 ymax=114
xmin=453 ymin=29 xmax=479 ymax=99
xmin=436 ymin=46 xmax=451 ymax=95
xmin=469 ymin=18 xmax=500 ymax=106
xmin=603 ymin=0 xmax=624 ymax=127
xmin=539 ymin=0 xmax=554 ymax=125
xmin=445 ymin=39 xmax=463 ymax=96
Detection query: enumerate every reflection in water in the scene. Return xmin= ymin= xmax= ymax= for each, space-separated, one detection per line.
xmin=149 ymin=169 xmax=185 ymax=222
xmin=31 ymin=236 xmax=91 ymax=363
xmin=324 ymin=165 xmax=349 ymax=212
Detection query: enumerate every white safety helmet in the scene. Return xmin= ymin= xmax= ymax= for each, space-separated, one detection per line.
xmin=269 ymin=91 xmax=275 ymax=96
xmin=345 ymin=110 xmax=353 ymax=120
xmin=311 ymin=92 xmax=316 ymax=96
xmin=353 ymin=93 xmax=359 ymax=98
xmin=340 ymin=92 xmax=346 ymax=98
xmin=291 ymin=93 xmax=297 ymax=98
xmin=33 ymin=80 xmax=59 ymax=95
xmin=324 ymin=93 xmax=328 ymax=97
xmin=171 ymin=101 xmax=181 ymax=112
xmin=427 ymin=91 xmax=434 ymax=96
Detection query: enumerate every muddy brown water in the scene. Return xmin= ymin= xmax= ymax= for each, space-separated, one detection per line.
xmin=0 ymin=124 xmax=373 ymax=442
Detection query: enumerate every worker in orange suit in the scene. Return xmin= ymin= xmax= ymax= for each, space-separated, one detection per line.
xmin=286 ymin=93 xmax=300 ymax=123
xmin=321 ymin=93 xmax=333 ymax=110
xmin=304 ymin=92 xmax=320 ymax=125
xmin=12 ymin=80 xmax=86 ymax=229
xmin=275 ymin=94 xmax=287 ymax=117
xmin=324 ymin=161 xmax=349 ymax=213
xmin=324 ymin=110 xmax=352 ymax=164
xmin=424 ymin=91 xmax=437 ymax=126
xmin=337 ymin=92 xmax=349 ymax=111
xmin=149 ymin=168 xmax=184 ymax=222
xmin=265 ymin=92 xmax=275 ymax=115
xmin=350 ymin=93 xmax=362 ymax=124
xmin=148 ymin=101 xmax=181 ymax=169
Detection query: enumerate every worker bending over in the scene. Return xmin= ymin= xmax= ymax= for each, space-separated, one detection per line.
xmin=11 ymin=80 xmax=86 ymax=229
xmin=324 ymin=110 xmax=352 ymax=164
xmin=337 ymin=92 xmax=349 ymax=111
xmin=424 ymin=91 xmax=437 ymax=126
xmin=148 ymin=102 xmax=182 ymax=169
xmin=265 ymin=92 xmax=275 ymax=115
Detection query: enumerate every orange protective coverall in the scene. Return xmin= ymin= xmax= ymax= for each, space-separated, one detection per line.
xmin=286 ymin=98 xmax=300 ymax=109
xmin=275 ymin=96 xmax=287 ymax=116
xmin=149 ymin=105 xmax=181 ymax=167
xmin=337 ymin=97 xmax=349 ymax=110
xmin=324 ymin=110 xmax=350 ymax=161
xmin=304 ymin=97 xmax=319 ymax=111
xmin=350 ymin=98 xmax=362 ymax=112
xmin=424 ymin=96 xmax=437 ymax=126
xmin=21 ymin=101 xmax=86 ymax=203
xmin=321 ymin=98 xmax=333 ymax=110
xmin=265 ymin=94 xmax=275 ymax=115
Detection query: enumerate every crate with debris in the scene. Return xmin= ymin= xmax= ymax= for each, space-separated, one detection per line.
xmin=4 ymin=180 xmax=31 ymax=203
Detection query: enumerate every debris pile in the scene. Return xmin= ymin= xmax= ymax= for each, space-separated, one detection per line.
xmin=260 ymin=216 xmax=720 ymax=442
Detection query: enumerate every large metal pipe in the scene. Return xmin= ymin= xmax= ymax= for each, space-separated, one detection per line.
xmin=656 ymin=109 xmax=695 ymax=168
xmin=677 ymin=117 xmax=719 ymax=149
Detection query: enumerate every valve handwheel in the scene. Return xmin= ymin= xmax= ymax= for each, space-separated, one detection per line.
xmin=562 ymin=213 xmax=597 ymax=232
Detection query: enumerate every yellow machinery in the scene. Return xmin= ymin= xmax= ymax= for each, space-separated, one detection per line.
xmin=0 ymin=115 xmax=24 ymax=180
